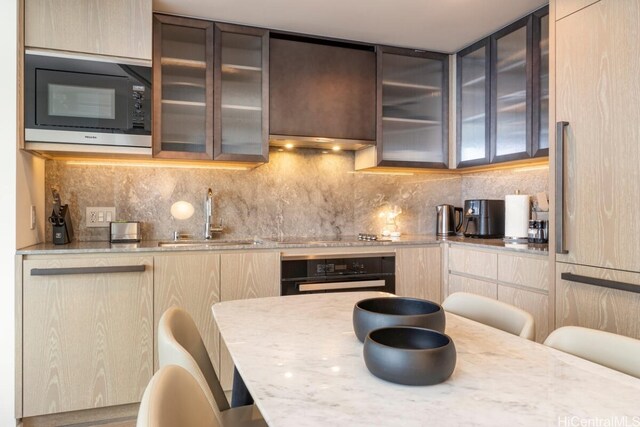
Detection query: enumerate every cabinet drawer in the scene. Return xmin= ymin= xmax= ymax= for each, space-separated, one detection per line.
xmin=448 ymin=246 xmax=497 ymax=280
xmin=498 ymin=285 xmax=548 ymax=343
xmin=556 ymin=263 xmax=640 ymax=339
xmin=448 ymin=274 xmax=497 ymax=299
xmin=498 ymin=253 xmax=549 ymax=291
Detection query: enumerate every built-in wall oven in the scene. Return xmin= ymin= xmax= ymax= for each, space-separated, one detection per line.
xmin=281 ymin=253 xmax=395 ymax=295
xmin=24 ymin=51 xmax=152 ymax=148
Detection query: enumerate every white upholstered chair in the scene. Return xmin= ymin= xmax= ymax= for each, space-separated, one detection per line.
xmin=544 ymin=326 xmax=640 ymax=378
xmin=158 ymin=307 xmax=266 ymax=427
xmin=137 ymin=365 xmax=220 ymax=427
xmin=442 ymin=292 xmax=535 ymax=340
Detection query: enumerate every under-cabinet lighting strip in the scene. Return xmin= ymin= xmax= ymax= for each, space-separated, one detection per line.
xmin=64 ymin=160 xmax=251 ymax=171
xmin=347 ymin=171 xmax=415 ymax=176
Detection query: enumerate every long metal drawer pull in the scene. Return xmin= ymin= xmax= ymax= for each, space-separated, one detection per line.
xmin=561 ymin=272 xmax=640 ymax=294
xmin=299 ymin=280 xmax=386 ymax=292
xmin=31 ymin=265 xmax=146 ymax=276
xmin=556 ymin=121 xmax=569 ymax=254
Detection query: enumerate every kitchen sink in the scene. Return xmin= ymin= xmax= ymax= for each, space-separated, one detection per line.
xmin=158 ymin=239 xmax=263 ymax=248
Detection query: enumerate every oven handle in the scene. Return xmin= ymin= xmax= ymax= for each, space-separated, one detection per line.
xmin=298 ymin=279 xmax=387 ymax=293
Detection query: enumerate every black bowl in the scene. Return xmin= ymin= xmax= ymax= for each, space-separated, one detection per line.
xmin=363 ymin=326 xmax=456 ymax=385
xmin=353 ymin=297 xmax=445 ymax=342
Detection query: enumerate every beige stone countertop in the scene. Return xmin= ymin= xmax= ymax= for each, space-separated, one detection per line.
xmin=16 ymin=234 xmax=548 ymax=255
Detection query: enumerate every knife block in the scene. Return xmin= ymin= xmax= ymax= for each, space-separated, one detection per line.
xmin=52 ymin=205 xmax=74 ymax=245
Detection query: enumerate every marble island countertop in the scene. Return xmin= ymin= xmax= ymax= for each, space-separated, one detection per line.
xmin=16 ymin=234 xmax=548 ymax=255
xmin=213 ymin=292 xmax=640 ymax=427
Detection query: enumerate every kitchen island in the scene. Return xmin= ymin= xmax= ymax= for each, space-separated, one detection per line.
xmin=212 ymin=292 xmax=640 ymax=427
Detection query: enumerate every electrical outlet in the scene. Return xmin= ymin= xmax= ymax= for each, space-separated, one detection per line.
xmin=86 ymin=207 xmax=116 ymax=228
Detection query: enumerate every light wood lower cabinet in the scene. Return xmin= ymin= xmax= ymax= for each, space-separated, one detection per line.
xmin=448 ymin=246 xmax=497 ymax=281
xmin=448 ymin=274 xmax=498 ymax=299
xmin=219 ymin=251 xmax=281 ymax=391
xmin=498 ymin=285 xmax=548 ymax=343
xmin=446 ymin=244 xmax=550 ymax=343
xmin=556 ymin=262 xmax=640 ymax=339
xmin=395 ymin=246 xmax=442 ymax=303
xmin=22 ymin=255 xmax=153 ymax=417
xmin=154 ymin=253 xmax=221 ymax=373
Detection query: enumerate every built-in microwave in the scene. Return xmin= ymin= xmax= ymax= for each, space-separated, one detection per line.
xmin=24 ymin=51 xmax=152 ymax=148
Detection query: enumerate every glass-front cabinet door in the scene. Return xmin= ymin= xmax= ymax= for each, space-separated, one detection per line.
xmin=214 ymin=24 xmax=269 ymax=162
xmin=491 ymin=17 xmax=530 ymax=163
xmin=533 ymin=8 xmax=550 ymax=156
xmin=456 ymin=6 xmax=548 ymax=168
xmin=457 ymin=39 xmax=490 ymax=167
xmin=374 ymin=46 xmax=448 ymax=168
xmin=153 ymin=15 xmax=214 ymax=159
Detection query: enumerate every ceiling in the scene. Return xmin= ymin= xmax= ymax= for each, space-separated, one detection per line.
xmin=153 ymin=0 xmax=548 ymax=53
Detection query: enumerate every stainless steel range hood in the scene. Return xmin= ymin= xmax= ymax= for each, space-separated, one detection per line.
xmin=269 ymin=135 xmax=374 ymax=151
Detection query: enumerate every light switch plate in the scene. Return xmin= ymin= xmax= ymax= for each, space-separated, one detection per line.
xmin=86 ymin=207 xmax=116 ymax=228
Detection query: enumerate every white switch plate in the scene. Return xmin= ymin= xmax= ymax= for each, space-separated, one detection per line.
xmin=30 ymin=205 xmax=36 ymax=230
xmin=86 ymin=207 xmax=116 ymax=228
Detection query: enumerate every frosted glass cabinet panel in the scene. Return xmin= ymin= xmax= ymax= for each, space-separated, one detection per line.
xmin=214 ymin=24 xmax=269 ymax=162
xmin=457 ymin=40 xmax=490 ymax=166
xmin=378 ymin=47 xmax=448 ymax=168
xmin=153 ymin=15 xmax=214 ymax=159
xmin=456 ymin=6 xmax=548 ymax=168
xmin=493 ymin=22 xmax=529 ymax=160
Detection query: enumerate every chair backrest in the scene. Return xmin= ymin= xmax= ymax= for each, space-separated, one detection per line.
xmin=158 ymin=307 xmax=230 ymax=423
xmin=544 ymin=326 xmax=640 ymax=378
xmin=442 ymin=292 xmax=535 ymax=340
xmin=137 ymin=365 xmax=220 ymax=427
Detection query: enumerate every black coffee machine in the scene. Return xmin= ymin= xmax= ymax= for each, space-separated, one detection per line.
xmin=462 ymin=199 xmax=505 ymax=238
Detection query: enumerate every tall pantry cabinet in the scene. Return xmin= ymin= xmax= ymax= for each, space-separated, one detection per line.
xmin=553 ymin=0 xmax=640 ymax=338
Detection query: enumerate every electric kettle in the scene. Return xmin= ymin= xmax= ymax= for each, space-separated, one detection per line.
xmin=436 ymin=204 xmax=463 ymax=236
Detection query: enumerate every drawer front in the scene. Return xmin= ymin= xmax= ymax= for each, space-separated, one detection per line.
xmin=498 ymin=285 xmax=549 ymax=343
xmin=448 ymin=246 xmax=497 ymax=280
xmin=556 ymin=262 xmax=640 ymax=339
xmin=498 ymin=253 xmax=549 ymax=291
xmin=448 ymin=274 xmax=497 ymax=299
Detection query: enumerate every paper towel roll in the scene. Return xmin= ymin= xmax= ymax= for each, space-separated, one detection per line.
xmin=504 ymin=194 xmax=530 ymax=239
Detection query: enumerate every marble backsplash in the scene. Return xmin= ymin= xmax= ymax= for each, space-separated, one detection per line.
xmin=44 ymin=150 xmax=548 ymax=242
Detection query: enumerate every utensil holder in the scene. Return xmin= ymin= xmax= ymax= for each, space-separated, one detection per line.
xmin=52 ymin=205 xmax=74 ymax=245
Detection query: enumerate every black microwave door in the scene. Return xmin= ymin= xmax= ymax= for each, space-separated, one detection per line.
xmin=35 ymin=69 xmax=129 ymax=130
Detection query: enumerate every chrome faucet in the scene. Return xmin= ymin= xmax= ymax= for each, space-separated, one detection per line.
xmin=204 ymin=188 xmax=223 ymax=239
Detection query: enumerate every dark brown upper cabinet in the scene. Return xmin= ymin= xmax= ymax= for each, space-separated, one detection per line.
xmin=153 ymin=14 xmax=214 ymax=160
xmin=356 ymin=46 xmax=449 ymax=169
xmin=214 ymin=24 xmax=269 ymax=162
xmin=153 ymin=15 xmax=269 ymax=162
xmin=269 ymin=35 xmax=376 ymax=143
xmin=456 ymin=6 xmax=549 ymax=168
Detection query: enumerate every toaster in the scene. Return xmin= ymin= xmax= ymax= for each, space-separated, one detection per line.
xmin=110 ymin=221 xmax=141 ymax=243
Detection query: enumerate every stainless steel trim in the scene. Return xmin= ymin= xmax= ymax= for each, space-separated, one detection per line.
xmin=25 ymin=129 xmax=151 ymax=148
xmin=560 ymin=272 xmax=639 ymax=295
xmin=555 ymin=121 xmax=569 ymax=254
xmin=299 ymin=279 xmax=386 ymax=292
xmin=31 ymin=265 xmax=146 ymax=276
xmin=282 ymin=252 xmax=395 ymax=261
xmin=25 ymin=48 xmax=152 ymax=67
xmin=24 ymin=141 xmax=152 ymax=156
